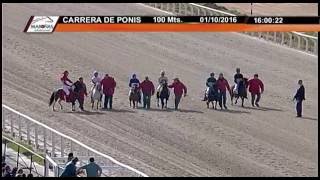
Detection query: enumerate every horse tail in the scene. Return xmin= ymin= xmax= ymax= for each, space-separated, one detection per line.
xmin=49 ymin=91 xmax=56 ymax=107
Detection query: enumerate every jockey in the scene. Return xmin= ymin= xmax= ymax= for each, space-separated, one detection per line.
xmin=233 ymin=68 xmax=244 ymax=94
xmin=91 ymin=71 xmax=101 ymax=85
xmin=60 ymin=70 xmax=73 ymax=100
xmin=129 ymin=74 xmax=141 ymax=103
xmin=129 ymin=74 xmax=140 ymax=88
xmin=202 ymin=72 xmax=217 ymax=101
xmin=157 ymin=70 xmax=168 ymax=93
xmin=90 ymin=71 xmax=101 ymax=92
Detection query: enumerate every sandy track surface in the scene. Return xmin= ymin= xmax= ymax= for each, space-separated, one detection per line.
xmin=215 ymin=3 xmax=318 ymax=16
xmin=2 ymin=3 xmax=318 ymax=177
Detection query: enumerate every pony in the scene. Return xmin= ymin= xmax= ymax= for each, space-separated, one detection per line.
xmin=157 ymin=83 xmax=170 ymax=109
xmin=206 ymin=86 xmax=221 ymax=109
xmin=230 ymin=78 xmax=248 ymax=107
xmin=129 ymin=85 xmax=140 ymax=108
xmin=49 ymin=84 xmax=78 ymax=111
xmin=90 ymin=82 xmax=103 ymax=110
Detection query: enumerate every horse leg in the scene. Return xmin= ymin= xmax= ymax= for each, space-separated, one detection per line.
xmin=166 ymin=98 xmax=168 ymax=108
xmin=231 ymin=95 xmax=234 ymax=105
xmin=206 ymin=101 xmax=209 ymax=108
xmin=161 ymin=98 xmax=164 ymax=109
xmin=58 ymin=99 xmax=63 ymax=110
xmin=157 ymin=97 xmax=159 ymax=107
xmin=129 ymin=99 xmax=132 ymax=107
xmin=215 ymin=101 xmax=218 ymax=110
xmin=52 ymin=100 xmax=56 ymax=111
xmin=72 ymin=101 xmax=75 ymax=111
xmin=241 ymin=97 xmax=244 ymax=107
xmin=235 ymin=97 xmax=238 ymax=104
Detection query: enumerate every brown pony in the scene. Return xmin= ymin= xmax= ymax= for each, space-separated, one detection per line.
xmin=49 ymin=84 xmax=78 ymax=111
xmin=129 ymin=86 xmax=140 ymax=108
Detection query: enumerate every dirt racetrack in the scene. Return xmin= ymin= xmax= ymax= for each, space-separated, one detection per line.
xmin=2 ymin=3 xmax=318 ymax=177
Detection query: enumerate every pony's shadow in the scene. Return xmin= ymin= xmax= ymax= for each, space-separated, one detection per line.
xmin=178 ymin=109 xmax=204 ymax=114
xmin=242 ymin=106 xmax=283 ymax=112
xmin=66 ymin=110 xmax=104 ymax=115
xmin=139 ymin=107 xmax=173 ymax=112
xmin=101 ymin=108 xmax=136 ymax=113
xmin=217 ymin=108 xmax=251 ymax=114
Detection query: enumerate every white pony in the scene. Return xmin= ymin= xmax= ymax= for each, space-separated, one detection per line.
xmin=90 ymin=82 xmax=103 ymax=109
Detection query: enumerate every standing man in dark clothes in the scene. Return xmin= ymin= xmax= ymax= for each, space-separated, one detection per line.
xmin=233 ymin=68 xmax=244 ymax=95
xmin=60 ymin=157 xmax=79 ymax=177
xmin=67 ymin=153 xmax=74 ymax=163
xmin=101 ymin=74 xmax=117 ymax=109
xmin=73 ymin=77 xmax=88 ymax=111
xmin=217 ymin=73 xmax=231 ymax=109
xmin=140 ymin=76 xmax=155 ymax=109
xmin=168 ymin=78 xmax=187 ymax=110
xmin=247 ymin=74 xmax=264 ymax=107
xmin=293 ymin=80 xmax=305 ymax=117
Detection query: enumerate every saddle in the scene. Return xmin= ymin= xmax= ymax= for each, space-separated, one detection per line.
xmin=62 ymin=91 xmax=74 ymax=102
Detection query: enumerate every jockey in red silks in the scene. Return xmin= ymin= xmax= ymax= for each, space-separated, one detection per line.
xmin=60 ymin=70 xmax=73 ymax=100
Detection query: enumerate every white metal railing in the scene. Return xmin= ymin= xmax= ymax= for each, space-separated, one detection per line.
xmin=2 ymin=135 xmax=48 ymax=176
xmin=2 ymin=104 xmax=148 ymax=177
xmin=141 ymin=3 xmax=318 ymax=55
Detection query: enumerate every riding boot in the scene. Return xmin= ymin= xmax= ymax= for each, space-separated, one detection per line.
xmin=202 ymin=93 xmax=207 ymax=101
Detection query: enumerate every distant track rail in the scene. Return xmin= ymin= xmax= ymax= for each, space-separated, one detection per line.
xmin=140 ymin=3 xmax=318 ymax=55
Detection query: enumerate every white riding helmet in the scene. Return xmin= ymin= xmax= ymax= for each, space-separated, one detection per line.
xmin=93 ymin=71 xmax=98 ymax=76
xmin=160 ymin=70 xmax=165 ymax=75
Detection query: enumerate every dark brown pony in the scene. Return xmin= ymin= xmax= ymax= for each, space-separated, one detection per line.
xmin=230 ymin=78 xmax=248 ymax=107
xmin=157 ymin=83 xmax=170 ymax=109
xmin=49 ymin=84 xmax=79 ymax=111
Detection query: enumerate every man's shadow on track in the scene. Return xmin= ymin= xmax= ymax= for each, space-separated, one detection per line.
xmin=298 ymin=116 xmax=318 ymax=121
xmin=242 ymin=106 xmax=283 ymax=112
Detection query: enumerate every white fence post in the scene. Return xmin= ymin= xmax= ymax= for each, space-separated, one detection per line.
xmin=27 ymin=123 xmax=31 ymax=144
xmin=304 ymin=37 xmax=308 ymax=52
xmin=43 ymin=128 xmax=47 ymax=153
xmin=61 ymin=136 xmax=64 ymax=157
xmin=18 ymin=115 xmax=22 ymax=140
xmin=52 ymin=131 xmax=55 ymax=157
xmin=35 ymin=126 xmax=39 ymax=150
xmin=10 ymin=117 xmax=14 ymax=137
xmin=2 ymin=109 xmax=4 ymax=131
xmin=297 ymin=35 xmax=301 ymax=49
xmin=289 ymin=33 xmax=293 ymax=47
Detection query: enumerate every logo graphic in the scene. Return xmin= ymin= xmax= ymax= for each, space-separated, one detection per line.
xmin=24 ymin=16 xmax=59 ymax=33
